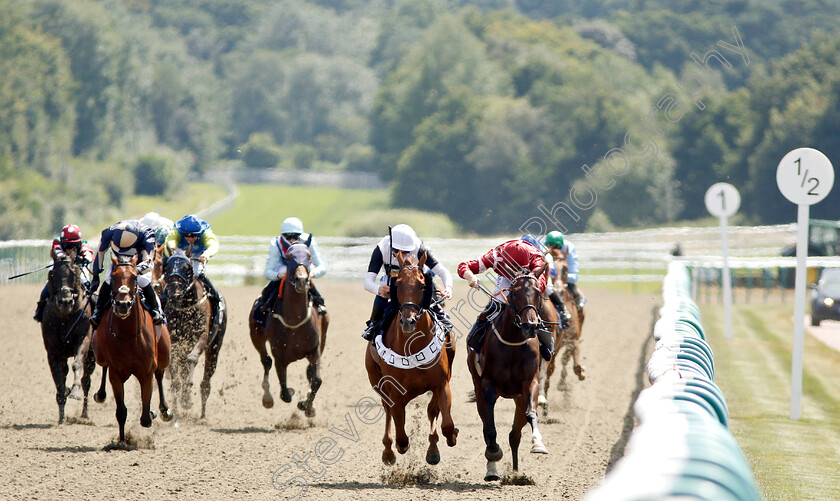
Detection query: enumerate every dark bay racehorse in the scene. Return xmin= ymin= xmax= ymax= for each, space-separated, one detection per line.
xmin=468 ymin=267 xmax=551 ymax=481
xmin=41 ymin=253 xmax=95 ymax=424
xmin=364 ymin=253 xmax=458 ymax=465
xmin=161 ymin=249 xmax=226 ymax=419
xmin=249 ymin=242 xmax=328 ymax=417
xmin=92 ymin=254 xmax=172 ymax=443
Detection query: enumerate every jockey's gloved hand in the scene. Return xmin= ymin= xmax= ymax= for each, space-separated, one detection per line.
xmin=137 ymin=260 xmax=151 ymax=275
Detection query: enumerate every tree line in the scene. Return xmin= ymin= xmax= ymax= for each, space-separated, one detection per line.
xmin=2 ymin=0 xmax=840 ymax=239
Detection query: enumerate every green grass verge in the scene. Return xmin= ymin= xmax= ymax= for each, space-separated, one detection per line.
xmin=700 ymin=301 xmax=840 ymax=500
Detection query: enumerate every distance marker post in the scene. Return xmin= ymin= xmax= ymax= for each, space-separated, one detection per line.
xmin=776 ymin=147 xmax=834 ymax=420
xmin=705 ymin=183 xmax=740 ymax=341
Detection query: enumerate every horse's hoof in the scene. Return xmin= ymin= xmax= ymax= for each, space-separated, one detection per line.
xmin=485 ymin=444 xmax=503 ymax=462
xmin=484 ymin=460 xmax=501 ymax=482
xmin=574 ymin=365 xmax=586 ymax=380
xmin=141 ymin=416 xmax=153 ymax=428
xmin=262 ymin=395 xmax=274 ymax=409
xmin=396 ymin=441 xmax=409 ymax=455
xmin=280 ymin=388 xmax=294 ymax=403
xmin=425 ymin=452 xmax=441 ymax=465
xmin=382 ymin=450 xmax=396 ymax=465
xmin=446 ymin=427 xmax=458 ymax=447
xmin=94 ymin=391 xmax=106 ymax=404
xmin=68 ymin=385 xmax=83 ymax=401
xmin=531 ymin=440 xmax=549 ymax=454
xmin=537 ymin=394 xmax=547 ymax=406
xmin=160 ymin=408 xmax=174 ymax=422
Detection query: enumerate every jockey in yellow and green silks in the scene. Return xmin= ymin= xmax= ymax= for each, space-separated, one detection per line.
xmin=164 ymin=214 xmax=223 ymax=324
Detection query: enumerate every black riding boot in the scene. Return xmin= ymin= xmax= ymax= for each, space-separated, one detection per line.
xmin=310 ymin=283 xmax=327 ymax=315
xmin=549 ymin=291 xmax=571 ymax=329
xmin=33 ymin=284 xmax=49 ymax=322
xmin=89 ymin=281 xmax=111 ymax=329
xmin=142 ymin=284 xmax=165 ymax=325
xmin=467 ymin=301 xmax=501 ymax=353
xmin=256 ymin=280 xmax=281 ymax=315
xmin=568 ymin=283 xmax=586 ymax=309
xmin=362 ymin=304 xmax=384 ymax=341
xmin=537 ymin=327 xmax=555 ymax=362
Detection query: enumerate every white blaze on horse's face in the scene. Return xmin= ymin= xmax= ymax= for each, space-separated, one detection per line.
xmin=117 ymin=285 xmax=130 ymax=295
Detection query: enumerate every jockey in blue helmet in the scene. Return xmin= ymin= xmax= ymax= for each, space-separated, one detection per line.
xmin=522 ymin=233 xmax=573 ymax=328
xmin=164 ymin=214 xmax=224 ymax=325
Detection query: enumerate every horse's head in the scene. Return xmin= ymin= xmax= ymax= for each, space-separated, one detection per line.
xmin=161 ymin=249 xmax=194 ymax=304
xmin=395 ymin=252 xmax=427 ymax=334
xmin=48 ymin=254 xmax=82 ymax=315
xmin=110 ymin=254 xmax=139 ymax=319
xmin=507 ymin=264 xmax=547 ymax=338
xmin=283 ymin=243 xmax=312 ymax=294
xmin=151 ymin=244 xmax=165 ymax=294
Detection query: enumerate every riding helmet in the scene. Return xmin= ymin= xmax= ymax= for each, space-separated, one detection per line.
xmin=60 ymin=224 xmax=82 ymax=243
xmin=546 ymin=231 xmax=564 ymax=248
xmin=390 ymin=224 xmax=419 ymax=251
xmin=280 ymin=217 xmax=304 ymax=235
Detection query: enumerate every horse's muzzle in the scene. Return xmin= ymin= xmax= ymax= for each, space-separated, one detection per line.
xmin=400 ymin=316 xmax=417 ymax=334
xmin=520 ymin=321 xmax=539 ymax=338
xmin=114 ymin=299 xmax=133 ymax=318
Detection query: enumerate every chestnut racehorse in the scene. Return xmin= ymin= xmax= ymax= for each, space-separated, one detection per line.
xmin=40 ymin=253 xmax=95 ymax=424
xmin=364 ymin=253 xmax=457 ymax=466
xmin=468 ymin=267 xmax=552 ymax=481
xmin=160 ymin=249 xmax=227 ymax=419
xmin=249 ymin=242 xmax=328 ymax=417
xmin=92 ymin=254 xmax=172 ymax=443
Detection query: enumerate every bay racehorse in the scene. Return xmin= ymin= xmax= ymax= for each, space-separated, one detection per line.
xmin=160 ymin=249 xmax=226 ymax=419
xmin=249 ymin=242 xmax=328 ymax=417
xmin=40 ymin=253 xmax=96 ymax=424
xmin=92 ymin=254 xmax=173 ymax=443
xmin=151 ymin=242 xmax=165 ymax=295
xmin=364 ymin=252 xmax=457 ymax=465
xmin=468 ymin=267 xmax=552 ymax=481
xmin=539 ymin=249 xmax=586 ymax=412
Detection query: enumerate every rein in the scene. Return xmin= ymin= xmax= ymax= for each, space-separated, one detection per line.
xmin=271 ymin=263 xmax=313 ymax=329
xmin=108 ymin=261 xmax=143 ymax=338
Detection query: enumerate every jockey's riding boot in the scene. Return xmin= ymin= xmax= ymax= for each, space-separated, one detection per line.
xmin=89 ymin=282 xmax=111 ymax=329
xmin=362 ymin=305 xmax=383 ymax=341
xmin=142 ymin=284 xmax=165 ymax=325
xmin=33 ymin=283 xmax=49 ymax=322
xmin=432 ymin=303 xmax=454 ymax=333
xmin=310 ymin=283 xmax=327 ymax=315
xmin=466 ymin=310 xmax=492 ymax=354
xmin=549 ymin=291 xmax=571 ymax=329
xmin=33 ymin=299 xmax=46 ymax=323
xmin=568 ymin=283 xmax=587 ymax=309
xmin=537 ymin=327 xmax=555 ymax=362
xmin=256 ymin=280 xmax=280 ymax=315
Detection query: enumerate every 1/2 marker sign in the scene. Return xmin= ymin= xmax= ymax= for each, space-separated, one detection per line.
xmin=776 ymin=148 xmax=834 ymax=205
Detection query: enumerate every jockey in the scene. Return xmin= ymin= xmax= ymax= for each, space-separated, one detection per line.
xmin=545 ymin=230 xmax=586 ymax=309
xmin=140 ymin=211 xmax=175 ymax=246
xmin=164 ymin=214 xmax=223 ymax=325
xmin=457 ymin=238 xmax=554 ymax=362
xmin=253 ymin=217 xmax=327 ymax=326
xmin=89 ymin=220 xmax=164 ymax=327
xmin=522 ymin=233 xmax=572 ymax=327
xmin=33 ymin=224 xmax=94 ymax=322
xmin=361 ymin=224 xmax=453 ymax=341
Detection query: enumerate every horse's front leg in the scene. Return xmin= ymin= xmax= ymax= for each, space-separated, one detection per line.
xmin=68 ymin=333 xmax=92 ymax=400
xmin=46 ymin=355 xmax=68 ymax=424
xmin=275 ymin=358 xmax=295 ymax=404
xmin=475 ymin=380 xmax=502 ymax=481
xmin=156 ymin=368 xmax=173 ymax=422
xmin=381 ymin=402 xmax=395 ymax=465
xmin=109 ymin=369 xmax=127 ymax=443
xmin=571 ymin=325 xmax=586 ymax=381
xmin=425 ymin=394 xmax=441 ymax=465
xmin=391 ymin=401 xmax=410 ymax=455
xmin=296 ymin=352 xmax=322 ymax=418
xmin=139 ymin=371 xmax=155 ymax=428
xmin=435 ymin=382 xmax=458 ymax=447
xmin=199 ymin=345 xmax=221 ymax=420
xmin=94 ymin=366 xmax=108 ymax=403
xmin=510 ymin=395 xmax=529 ymax=471
xmin=80 ymin=348 xmax=95 ymax=419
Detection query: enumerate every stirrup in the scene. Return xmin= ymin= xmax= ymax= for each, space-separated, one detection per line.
xmin=151 ymin=310 xmax=165 ymax=325
xmin=361 ymin=321 xmax=376 ymax=341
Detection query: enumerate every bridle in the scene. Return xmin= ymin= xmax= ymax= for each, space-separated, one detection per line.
xmin=108 ymin=261 xmax=144 ymax=338
xmin=508 ymin=274 xmax=541 ymax=330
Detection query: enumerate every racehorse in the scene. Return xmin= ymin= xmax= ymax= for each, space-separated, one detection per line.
xmin=91 ymin=254 xmax=173 ymax=443
xmin=160 ymin=249 xmax=227 ymax=419
xmin=364 ymin=253 xmax=458 ymax=466
xmin=539 ymin=250 xmax=586 ymax=406
xmin=467 ymin=267 xmax=552 ymax=481
xmin=40 ymin=253 xmax=95 ymax=424
xmin=249 ymin=242 xmax=328 ymax=417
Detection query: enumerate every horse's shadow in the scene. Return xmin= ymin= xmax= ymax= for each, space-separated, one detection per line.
xmin=3 ymin=423 xmax=53 ymax=430
xmin=32 ymin=445 xmax=99 ymax=453
xmin=211 ymin=426 xmax=276 ymax=435
xmin=312 ymin=480 xmax=498 ymax=491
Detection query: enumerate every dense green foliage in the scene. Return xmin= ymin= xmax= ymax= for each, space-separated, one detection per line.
xmin=3 ymin=0 xmax=840 ymax=238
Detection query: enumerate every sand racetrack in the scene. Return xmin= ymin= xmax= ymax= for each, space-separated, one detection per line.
xmin=0 ymin=281 xmax=657 ymax=501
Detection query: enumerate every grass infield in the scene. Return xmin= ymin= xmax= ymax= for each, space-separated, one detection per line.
xmin=699 ymin=301 xmax=840 ymax=501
